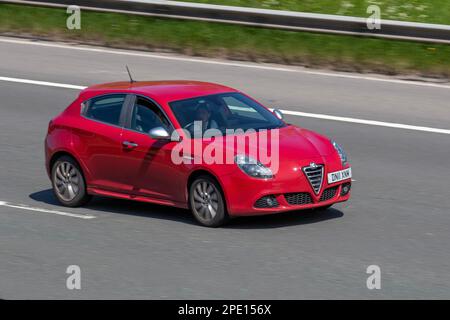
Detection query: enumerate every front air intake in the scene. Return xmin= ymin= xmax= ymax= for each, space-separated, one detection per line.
xmin=284 ymin=192 xmax=313 ymax=205
xmin=319 ymin=186 xmax=338 ymax=202
xmin=302 ymin=164 xmax=324 ymax=195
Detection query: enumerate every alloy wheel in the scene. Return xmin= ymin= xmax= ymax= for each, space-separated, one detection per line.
xmin=192 ymin=180 xmax=220 ymax=221
xmin=54 ymin=161 xmax=80 ymax=202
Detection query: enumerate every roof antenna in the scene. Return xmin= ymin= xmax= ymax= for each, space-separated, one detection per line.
xmin=126 ymin=65 xmax=135 ymax=83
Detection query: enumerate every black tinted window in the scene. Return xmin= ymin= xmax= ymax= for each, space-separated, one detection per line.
xmin=131 ymin=97 xmax=171 ymax=133
xmin=84 ymin=95 xmax=126 ymax=126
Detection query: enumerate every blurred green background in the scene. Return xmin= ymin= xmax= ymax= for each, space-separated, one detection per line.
xmin=0 ymin=3 xmax=449 ymax=78
xmin=186 ymin=0 xmax=450 ymax=24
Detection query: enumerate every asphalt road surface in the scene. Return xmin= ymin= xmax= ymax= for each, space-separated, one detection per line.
xmin=0 ymin=36 xmax=449 ymax=299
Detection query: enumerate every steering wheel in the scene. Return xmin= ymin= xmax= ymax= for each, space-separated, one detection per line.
xmin=183 ymin=122 xmax=195 ymax=130
xmin=183 ymin=122 xmax=198 ymax=136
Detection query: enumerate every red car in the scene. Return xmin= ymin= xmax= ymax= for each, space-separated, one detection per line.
xmin=45 ymin=81 xmax=351 ymax=227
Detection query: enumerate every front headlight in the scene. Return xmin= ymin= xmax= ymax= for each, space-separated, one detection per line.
xmin=235 ymin=155 xmax=273 ymax=179
xmin=332 ymin=141 xmax=348 ymax=166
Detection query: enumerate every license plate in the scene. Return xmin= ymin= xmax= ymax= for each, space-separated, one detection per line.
xmin=327 ymin=168 xmax=352 ymax=184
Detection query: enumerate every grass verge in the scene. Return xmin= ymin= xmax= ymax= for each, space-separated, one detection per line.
xmin=0 ymin=4 xmax=449 ymax=79
xmin=186 ymin=0 xmax=450 ymax=25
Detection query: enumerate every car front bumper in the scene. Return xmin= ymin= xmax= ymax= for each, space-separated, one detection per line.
xmin=221 ymin=163 xmax=352 ymax=216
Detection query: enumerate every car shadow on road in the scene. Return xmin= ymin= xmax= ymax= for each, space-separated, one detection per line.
xmin=29 ymin=189 xmax=196 ymax=225
xmin=29 ymin=189 xmax=344 ymax=229
xmin=226 ymin=208 xmax=343 ymax=229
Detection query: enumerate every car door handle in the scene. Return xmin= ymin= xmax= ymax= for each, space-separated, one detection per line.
xmin=122 ymin=141 xmax=139 ymax=148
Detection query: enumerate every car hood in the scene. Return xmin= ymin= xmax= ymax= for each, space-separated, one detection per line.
xmin=218 ymin=125 xmax=334 ymax=159
xmin=186 ymin=125 xmax=336 ymax=165
xmin=178 ymin=125 xmax=340 ymax=176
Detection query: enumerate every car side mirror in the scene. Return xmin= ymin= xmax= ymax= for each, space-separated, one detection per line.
xmin=273 ymin=108 xmax=284 ymax=120
xmin=149 ymin=127 xmax=170 ymax=140
xmin=149 ymin=127 xmax=182 ymax=142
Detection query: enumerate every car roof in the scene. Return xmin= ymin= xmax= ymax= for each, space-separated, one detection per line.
xmin=80 ymin=80 xmax=238 ymax=104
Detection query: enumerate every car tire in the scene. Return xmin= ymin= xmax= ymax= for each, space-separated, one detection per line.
xmin=189 ymin=175 xmax=228 ymax=227
xmin=51 ymin=155 xmax=91 ymax=207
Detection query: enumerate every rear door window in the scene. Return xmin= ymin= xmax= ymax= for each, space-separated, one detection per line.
xmin=83 ymin=94 xmax=127 ymax=126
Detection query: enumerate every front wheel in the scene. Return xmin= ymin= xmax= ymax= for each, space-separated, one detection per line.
xmin=189 ymin=175 xmax=228 ymax=227
xmin=51 ymin=156 xmax=91 ymax=207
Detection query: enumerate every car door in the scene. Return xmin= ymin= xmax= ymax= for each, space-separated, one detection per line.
xmin=119 ymin=95 xmax=185 ymax=202
xmin=74 ymin=93 xmax=132 ymax=193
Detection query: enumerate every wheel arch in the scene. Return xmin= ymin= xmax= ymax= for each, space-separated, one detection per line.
xmin=186 ymin=169 xmax=229 ymax=214
xmin=49 ymin=150 xmax=90 ymax=185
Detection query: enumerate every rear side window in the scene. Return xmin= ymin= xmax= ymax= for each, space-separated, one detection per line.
xmin=83 ymin=94 xmax=126 ymax=126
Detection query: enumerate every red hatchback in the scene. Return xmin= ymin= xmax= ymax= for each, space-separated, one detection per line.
xmin=45 ymin=81 xmax=351 ymax=227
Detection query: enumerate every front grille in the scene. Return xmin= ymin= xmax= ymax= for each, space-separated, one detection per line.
xmin=303 ymin=164 xmax=324 ymax=195
xmin=284 ymin=192 xmax=313 ymax=205
xmin=254 ymin=196 xmax=279 ymax=208
xmin=319 ymin=186 xmax=338 ymax=202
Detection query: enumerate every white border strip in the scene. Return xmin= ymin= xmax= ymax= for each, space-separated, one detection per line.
xmin=0 ymin=37 xmax=449 ymax=90
xmin=1 ymin=75 xmax=449 ymax=135
xmin=0 ymin=200 xmax=96 ymax=219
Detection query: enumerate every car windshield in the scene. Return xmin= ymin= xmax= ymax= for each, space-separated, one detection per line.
xmin=169 ymin=92 xmax=285 ymax=135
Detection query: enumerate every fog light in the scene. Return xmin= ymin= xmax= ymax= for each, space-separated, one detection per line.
xmin=341 ymin=183 xmax=351 ymax=196
xmin=254 ymin=195 xmax=279 ymax=208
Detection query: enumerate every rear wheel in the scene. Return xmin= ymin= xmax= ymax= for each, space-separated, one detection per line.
xmin=189 ymin=175 xmax=228 ymax=227
xmin=51 ymin=156 xmax=91 ymax=207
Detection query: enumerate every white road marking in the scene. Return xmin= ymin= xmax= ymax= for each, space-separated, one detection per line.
xmin=0 ymin=37 xmax=449 ymax=90
xmin=281 ymin=110 xmax=450 ymax=135
xmin=0 ymin=76 xmax=86 ymax=90
xmin=0 ymin=200 xmax=96 ymax=219
xmin=1 ymin=75 xmax=449 ymax=135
